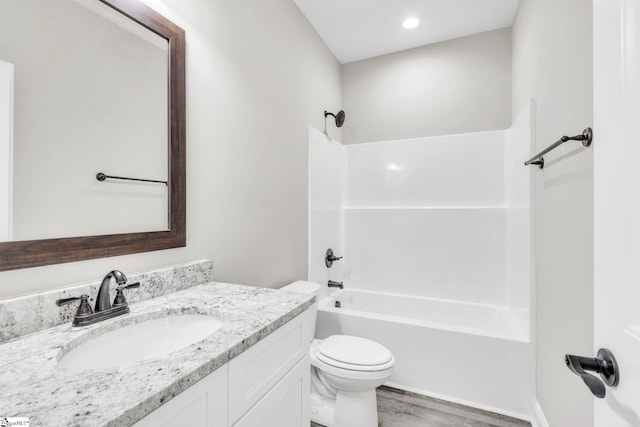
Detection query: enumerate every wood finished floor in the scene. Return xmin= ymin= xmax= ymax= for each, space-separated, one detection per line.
xmin=311 ymin=386 xmax=531 ymax=427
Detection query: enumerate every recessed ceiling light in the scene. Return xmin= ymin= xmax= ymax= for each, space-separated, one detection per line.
xmin=402 ymin=17 xmax=421 ymax=30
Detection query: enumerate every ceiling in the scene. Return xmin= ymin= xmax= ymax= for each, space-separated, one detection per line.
xmin=293 ymin=0 xmax=520 ymax=64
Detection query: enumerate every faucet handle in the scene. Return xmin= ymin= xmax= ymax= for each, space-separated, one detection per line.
xmin=116 ymin=281 xmax=140 ymax=290
xmin=113 ymin=282 xmax=140 ymax=307
xmin=325 ymin=248 xmax=343 ymax=268
xmin=56 ymin=295 xmax=93 ymax=316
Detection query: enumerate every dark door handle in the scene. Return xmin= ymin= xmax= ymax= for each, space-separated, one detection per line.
xmin=565 ymin=348 xmax=619 ymax=398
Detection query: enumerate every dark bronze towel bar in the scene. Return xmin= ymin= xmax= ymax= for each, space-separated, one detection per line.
xmin=96 ymin=172 xmax=167 ymax=185
xmin=524 ymin=127 xmax=593 ymax=169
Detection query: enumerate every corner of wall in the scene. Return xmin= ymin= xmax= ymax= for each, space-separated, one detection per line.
xmin=531 ymin=399 xmax=550 ymax=427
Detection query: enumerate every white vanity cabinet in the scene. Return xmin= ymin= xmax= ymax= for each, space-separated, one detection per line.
xmin=133 ymin=309 xmax=312 ymax=427
xmin=132 ymin=363 xmax=229 ymax=427
xmin=232 ymin=356 xmax=309 ymax=427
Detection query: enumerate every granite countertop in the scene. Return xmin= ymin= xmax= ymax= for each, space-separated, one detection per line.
xmin=0 ymin=282 xmax=314 ymax=427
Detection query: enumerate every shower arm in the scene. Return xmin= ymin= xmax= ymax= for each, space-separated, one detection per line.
xmin=324 ymin=110 xmax=345 ymax=128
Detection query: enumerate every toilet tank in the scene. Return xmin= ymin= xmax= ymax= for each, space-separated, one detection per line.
xmin=280 ymin=281 xmax=320 ymax=342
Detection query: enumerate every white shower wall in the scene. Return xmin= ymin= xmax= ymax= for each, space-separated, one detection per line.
xmin=309 ymin=100 xmax=533 ymax=313
xmin=308 ymin=127 xmax=347 ymax=302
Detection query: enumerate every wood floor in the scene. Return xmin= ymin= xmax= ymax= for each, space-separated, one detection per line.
xmin=311 ymin=386 xmax=531 ymax=427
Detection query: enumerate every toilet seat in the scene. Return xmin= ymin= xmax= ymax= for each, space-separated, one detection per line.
xmin=319 ymin=335 xmax=393 ymax=366
xmin=311 ymin=336 xmax=395 ymax=374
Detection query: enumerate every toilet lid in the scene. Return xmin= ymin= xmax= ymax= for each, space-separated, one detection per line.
xmin=318 ymin=335 xmax=393 ymax=368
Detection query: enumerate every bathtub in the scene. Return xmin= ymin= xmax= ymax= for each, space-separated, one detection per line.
xmin=315 ymin=289 xmax=534 ymax=419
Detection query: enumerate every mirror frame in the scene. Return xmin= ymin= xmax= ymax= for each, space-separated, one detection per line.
xmin=0 ymin=0 xmax=186 ymax=271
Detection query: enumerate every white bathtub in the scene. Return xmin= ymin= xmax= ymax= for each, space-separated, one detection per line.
xmin=315 ymin=289 xmax=534 ymax=419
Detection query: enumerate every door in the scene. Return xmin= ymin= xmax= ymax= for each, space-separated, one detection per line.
xmin=594 ymin=0 xmax=640 ymax=425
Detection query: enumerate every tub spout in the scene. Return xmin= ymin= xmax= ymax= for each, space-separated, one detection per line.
xmin=328 ymin=280 xmax=344 ymax=289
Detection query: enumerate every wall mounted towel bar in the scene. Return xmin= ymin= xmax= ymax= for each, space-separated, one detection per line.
xmin=524 ymin=127 xmax=593 ymax=169
xmin=96 ymin=172 xmax=168 ymax=185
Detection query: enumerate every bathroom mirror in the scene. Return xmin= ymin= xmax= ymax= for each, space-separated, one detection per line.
xmin=0 ymin=0 xmax=185 ymax=271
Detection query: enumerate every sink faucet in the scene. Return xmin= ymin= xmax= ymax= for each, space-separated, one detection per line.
xmin=96 ymin=270 xmax=127 ymax=312
xmin=56 ymin=269 xmax=139 ymax=327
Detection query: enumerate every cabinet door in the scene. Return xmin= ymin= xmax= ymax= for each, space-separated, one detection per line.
xmin=232 ymin=356 xmax=310 ymax=427
xmin=228 ymin=310 xmax=312 ymax=423
xmin=132 ymin=365 xmax=228 ymax=427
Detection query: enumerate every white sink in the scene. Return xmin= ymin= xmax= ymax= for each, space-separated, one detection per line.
xmin=59 ymin=314 xmax=223 ymax=372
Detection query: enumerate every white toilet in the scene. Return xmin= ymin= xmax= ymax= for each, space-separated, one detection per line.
xmin=281 ymin=281 xmax=394 ymax=427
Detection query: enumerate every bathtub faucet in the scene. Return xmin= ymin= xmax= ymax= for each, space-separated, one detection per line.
xmin=325 ymin=248 xmax=343 ymax=268
xmin=328 ymin=280 xmax=344 ymax=289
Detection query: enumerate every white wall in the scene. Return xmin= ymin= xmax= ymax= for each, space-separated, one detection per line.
xmin=343 ymin=122 xmax=531 ymax=310
xmin=341 ymin=28 xmax=512 ymax=144
xmin=307 ymin=127 xmax=346 ymax=301
xmin=0 ymin=60 xmax=12 ymax=242
xmin=512 ymin=0 xmax=594 ymax=426
xmin=345 ymin=132 xmax=505 ymax=207
xmin=344 ymin=131 xmax=507 ymax=306
xmin=506 ymin=100 xmax=535 ymax=312
xmin=0 ymin=0 xmax=341 ymax=298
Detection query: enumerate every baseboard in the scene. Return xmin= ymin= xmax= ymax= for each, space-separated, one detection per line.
xmin=384 ymin=381 xmax=531 ymax=422
xmin=531 ymin=399 xmax=550 ymax=427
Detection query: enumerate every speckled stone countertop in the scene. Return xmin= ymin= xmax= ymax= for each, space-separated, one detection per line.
xmin=0 ymin=282 xmax=314 ymax=427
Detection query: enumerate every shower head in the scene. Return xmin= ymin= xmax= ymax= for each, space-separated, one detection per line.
xmin=324 ymin=110 xmax=346 ymax=128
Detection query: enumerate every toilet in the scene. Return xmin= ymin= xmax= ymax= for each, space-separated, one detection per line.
xmin=281 ymin=281 xmax=394 ymax=427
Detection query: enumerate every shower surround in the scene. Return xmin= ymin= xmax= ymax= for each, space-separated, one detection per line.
xmin=308 ymin=101 xmax=535 ymax=420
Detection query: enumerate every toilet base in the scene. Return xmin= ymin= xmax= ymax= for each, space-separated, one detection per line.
xmin=334 ymin=389 xmax=378 ymax=427
xmin=310 ymin=389 xmax=335 ymax=426
xmin=310 ymin=388 xmax=379 ymax=427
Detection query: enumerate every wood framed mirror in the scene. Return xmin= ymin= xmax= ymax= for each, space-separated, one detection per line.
xmin=0 ymin=0 xmax=185 ymax=271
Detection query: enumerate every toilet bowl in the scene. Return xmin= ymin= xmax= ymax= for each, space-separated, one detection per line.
xmin=281 ymin=281 xmax=394 ymax=427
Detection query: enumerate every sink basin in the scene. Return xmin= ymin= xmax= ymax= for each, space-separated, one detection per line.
xmin=59 ymin=314 xmax=223 ymax=371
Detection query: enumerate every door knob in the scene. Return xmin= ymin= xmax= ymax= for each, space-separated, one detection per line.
xmin=565 ymin=348 xmax=619 ymax=398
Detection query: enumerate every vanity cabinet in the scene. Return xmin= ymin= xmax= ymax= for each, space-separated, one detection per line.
xmin=233 ymin=356 xmax=309 ymax=427
xmin=132 ymin=364 xmax=228 ymax=427
xmin=133 ymin=309 xmax=312 ymax=427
